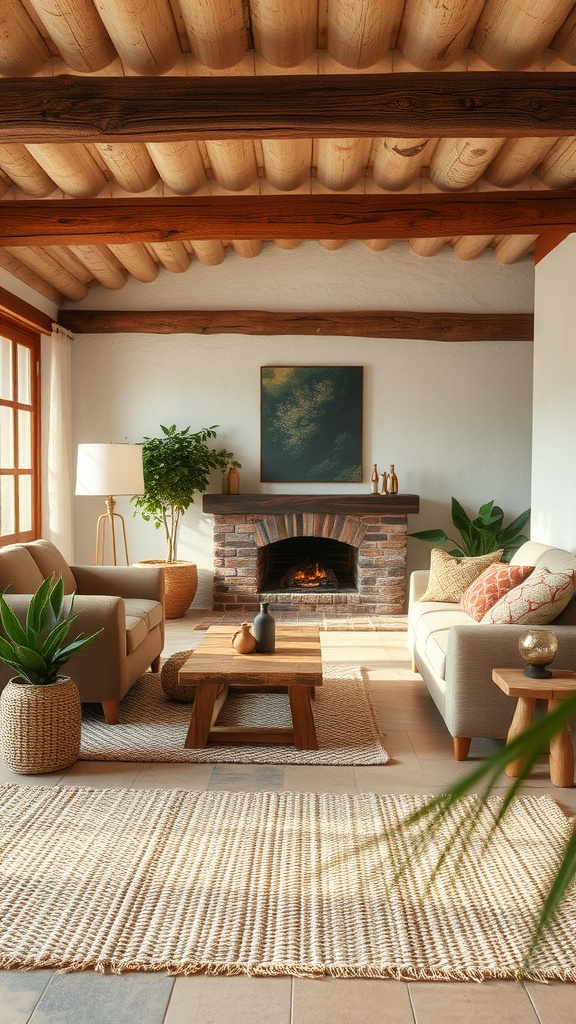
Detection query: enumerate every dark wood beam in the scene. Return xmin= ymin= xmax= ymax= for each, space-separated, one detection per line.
xmin=534 ymin=230 xmax=572 ymax=264
xmin=58 ymin=309 xmax=533 ymax=342
xmin=1 ymin=73 xmax=575 ymax=143
xmin=0 ymin=286 xmax=53 ymax=334
xmin=2 ymin=192 xmax=575 ymax=245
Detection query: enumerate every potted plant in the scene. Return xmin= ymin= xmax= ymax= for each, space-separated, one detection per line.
xmin=0 ymin=575 xmax=101 ymax=774
xmin=132 ymin=423 xmax=239 ymax=618
xmin=409 ymin=497 xmax=530 ymax=563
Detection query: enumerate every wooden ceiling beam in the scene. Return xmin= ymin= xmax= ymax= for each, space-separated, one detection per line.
xmin=1 ymin=73 xmax=576 ymax=143
xmin=1 ymin=192 xmax=575 ymax=245
xmin=58 ymin=309 xmax=534 ymax=342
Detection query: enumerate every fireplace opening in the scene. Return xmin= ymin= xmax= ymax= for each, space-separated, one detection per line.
xmin=258 ymin=537 xmax=357 ymax=592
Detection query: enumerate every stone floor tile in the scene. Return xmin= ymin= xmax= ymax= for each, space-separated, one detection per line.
xmin=58 ymin=760 xmax=145 ymax=788
xmin=282 ymin=764 xmax=358 ymax=793
xmin=164 ymin=975 xmax=292 ymax=1024
xmin=408 ymin=980 xmax=540 ymax=1023
xmin=0 ymin=969 xmax=54 ymax=1023
xmin=293 ymin=977 xmax=414 ymax=1024
xmin=354 ymin=763 xmax=431 ymax=795
xmin=28 ymin=972 xmax=174 ymax=1024
xmin=0 ymin=762 xmax=67 ymax=786
xmin=207 ymin=763 xmax=285 ymax=792
xmin=525 ymin=980 xmax=576 ymax=1022
xmin=130 ymin=762 xmax=214 ymax=791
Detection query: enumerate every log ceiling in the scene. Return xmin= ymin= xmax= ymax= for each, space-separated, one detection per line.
xmin=0 ymin=0 xmax=574 ymax=319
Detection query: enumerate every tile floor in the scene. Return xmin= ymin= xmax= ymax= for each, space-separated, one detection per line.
xmin=2 ymin=611 xmax=576 ymax=1023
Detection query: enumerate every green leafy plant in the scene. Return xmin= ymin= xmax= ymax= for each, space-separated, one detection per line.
xmin=0 ymin=576 xmax=102 ymax=685
xmin=409 ymin=498 xmax=530 ymax=562
xmin=132 ymin=424 xmax=239 ymax=563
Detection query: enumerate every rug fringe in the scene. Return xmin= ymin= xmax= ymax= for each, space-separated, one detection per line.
xmin=1 ymin=955 xmax=575 ymax=983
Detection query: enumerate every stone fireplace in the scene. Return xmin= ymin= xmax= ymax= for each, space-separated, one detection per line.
xmin=203 ymin=494 xmax=419 ymax=615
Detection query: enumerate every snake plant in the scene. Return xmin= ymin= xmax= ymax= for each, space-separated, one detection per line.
xmin=0 ymin=575 xmax=101 ymax=685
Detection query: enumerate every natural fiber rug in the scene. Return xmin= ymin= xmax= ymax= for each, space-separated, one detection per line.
xmin=80 ymin=668 xmax=388 ymax=766
xmin=193 ymin=611 xmax=408 ymax=631
xmin=1 ymin=786 xmax=574 ymax=980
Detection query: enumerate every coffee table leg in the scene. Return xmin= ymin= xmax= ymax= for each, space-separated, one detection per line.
xmin=505 ymin=696 xmax=536 ymax=778
xmin=548 ymin=698 xmax=574 ymax=787
xmin=289 ymin=686 xmax=318 ymax=750
xmin=184 ymin=681 xmax=219 ymax=748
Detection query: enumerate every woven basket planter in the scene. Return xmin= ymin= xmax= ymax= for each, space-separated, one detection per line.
xmin=0 ymin=676 xmax=81 ymax=774
xmin=133 ymin=560 xmax=198 ymax=619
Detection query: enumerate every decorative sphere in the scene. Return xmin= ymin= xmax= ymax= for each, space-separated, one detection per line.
xmin=518 ymin=628 xmax=558 ymax=668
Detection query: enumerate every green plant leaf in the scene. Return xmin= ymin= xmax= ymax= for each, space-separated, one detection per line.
xmin=497 ymin=509 xmax=531 ymax=545
xmin=0 ymin=594 xmax=31 ymax=648
xmin=407 ymin=529 xmax=449 ymax=544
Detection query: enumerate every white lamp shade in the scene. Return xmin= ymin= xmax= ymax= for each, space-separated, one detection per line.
xmin=75 ymin=443 xmax=145 ymax=497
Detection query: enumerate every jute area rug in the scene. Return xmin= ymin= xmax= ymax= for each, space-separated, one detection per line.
xmin=80 ymin=667 xmax=388 ymax=766
xmin=1 ymin=785 xmax=574 ymax=980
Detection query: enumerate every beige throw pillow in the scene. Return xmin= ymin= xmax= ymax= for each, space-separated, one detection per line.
xmin=420 ymin=548 xmax=504 ymax=603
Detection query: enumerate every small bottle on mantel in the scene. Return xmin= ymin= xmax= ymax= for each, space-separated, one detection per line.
xmin=370 ymin=464 xmax=379 ymax=494
xmin=388 ymin=464 xmax=399 ymax=494
xmin=381 ymin=470 xmax=389 ymax=495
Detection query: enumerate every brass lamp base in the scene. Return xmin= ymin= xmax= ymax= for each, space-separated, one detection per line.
xmin=95 ymin=496 xmax=130 ymax=565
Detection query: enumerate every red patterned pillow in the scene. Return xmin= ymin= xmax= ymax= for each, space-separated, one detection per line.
xmin=481 ymin=567 xmax=576 ymax=625
xmin=460 ymin=563 xmax=534 ymax=622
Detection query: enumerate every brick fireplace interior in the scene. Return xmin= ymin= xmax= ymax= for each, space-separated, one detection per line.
xmin=203 ymin=494 xmax=419 ymax=616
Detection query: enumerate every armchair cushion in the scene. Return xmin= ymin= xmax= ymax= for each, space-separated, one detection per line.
xmin=24 ymin=540 xmax=76 ymax=593
xmin=0 ymin=544 xmax=44 ymax=593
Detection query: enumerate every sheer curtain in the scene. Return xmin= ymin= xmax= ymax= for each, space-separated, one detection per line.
xmin=43 ymin=324 xmax=74 ymax=561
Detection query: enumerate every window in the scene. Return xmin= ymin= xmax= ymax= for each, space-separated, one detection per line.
xmin=0 ymin=316 xmax=41 ymax=545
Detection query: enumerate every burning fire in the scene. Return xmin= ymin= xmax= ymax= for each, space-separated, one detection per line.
xmin=293 ymin=562 xmax=328 ymax=588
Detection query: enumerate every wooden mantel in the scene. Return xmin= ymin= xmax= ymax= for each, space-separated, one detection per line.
xmin=202 ymin=494 xmax=420 ymax=515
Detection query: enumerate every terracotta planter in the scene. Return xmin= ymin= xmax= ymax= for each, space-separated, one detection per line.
xmin=0 ymin=675 xmax=81 ymax=774
xmin=134 ymin=559 xmax=198 ymax=619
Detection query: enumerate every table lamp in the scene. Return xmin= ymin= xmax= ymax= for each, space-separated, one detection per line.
xmin=75 ymin=443 xmax=145 ymax=565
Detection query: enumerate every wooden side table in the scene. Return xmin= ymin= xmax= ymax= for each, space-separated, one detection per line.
xmin=492 ymin=667 xmax=576 ymax=788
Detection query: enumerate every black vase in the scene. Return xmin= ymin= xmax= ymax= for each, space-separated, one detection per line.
xmin=253 ymin=602 xmax=275 ymax=653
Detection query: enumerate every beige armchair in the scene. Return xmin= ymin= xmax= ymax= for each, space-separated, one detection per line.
xmin=0 ymin=539 xmax=165 ymax=724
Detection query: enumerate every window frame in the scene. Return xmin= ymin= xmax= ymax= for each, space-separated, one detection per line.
xmin=0 ymin=314 xmax=41 ymax=546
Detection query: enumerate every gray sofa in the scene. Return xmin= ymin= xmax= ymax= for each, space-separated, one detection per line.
xmin=0 ymin=540 xmax=165 ymax=723
xmin=408 ymin=541 xmax=576 ymax=759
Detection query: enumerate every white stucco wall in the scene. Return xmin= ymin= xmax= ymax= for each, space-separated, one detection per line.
xmin=531 ymin=234 xmax=576 ymax=552
xmin=66 ymin=241 xmax=534 ymax=607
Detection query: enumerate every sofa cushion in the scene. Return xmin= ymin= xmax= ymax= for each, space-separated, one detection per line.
xmin=123 ymin=598 xmax=163 ymax=655
xmin=0 ymin=544 xmax=44 ymax=594
xmin=420 ymin=548 xmax=503 ymax=603
xmin=24 ymin=540 xmax=77 ymax=594
xmin=125 ymin=612 xmax=149 ymax=654
xmin=124 ymin=598 xmax=163 ymax=632
xmin=481 ymin=567 xmax=576 ymax=625
xmin=410 ymin=601 xmax=474 ymax=680
xmin=460 ymin=563 xmax=534 ymax=622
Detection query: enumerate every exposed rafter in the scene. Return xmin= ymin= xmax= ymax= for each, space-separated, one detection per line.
xmin=1 ymin=193 xmax=574 ymax=247
xmin=58 ymin=309 xmax=534 ymax=341
xmin=1 ymin=74 xmax=575 ymax=144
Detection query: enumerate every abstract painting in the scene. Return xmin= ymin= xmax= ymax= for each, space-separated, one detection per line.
xmin=260 ymin=366 xmax=363 ymax=482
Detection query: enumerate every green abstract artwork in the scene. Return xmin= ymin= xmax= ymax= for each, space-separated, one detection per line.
xmin=260 ymin=366 xmax=363 ymax=482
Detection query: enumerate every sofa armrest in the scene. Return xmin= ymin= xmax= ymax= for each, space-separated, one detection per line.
xmin=444 ymin=622 xmax=576 ymax=736
xmin=409 ymin=570 xmax=430 ymax=605
xmin=71 ymin=564 xmax=165 ymax=605
xmin=0 ymin=594 xmax=126 ymax=689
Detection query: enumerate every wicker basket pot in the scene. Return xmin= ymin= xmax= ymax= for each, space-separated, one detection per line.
xmin=0 ymin=676 xmax=81 ymax=774
xmin=133 ymin=559 xmax=198 ymax=619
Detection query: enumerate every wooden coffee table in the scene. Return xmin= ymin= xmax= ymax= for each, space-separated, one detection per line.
xmin=492 ymin=667 xmax=576 ymax=787
xmin=179 ymin=625 xmax=323 ymax=750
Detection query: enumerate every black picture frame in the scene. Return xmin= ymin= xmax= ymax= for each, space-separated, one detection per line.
xmin=260 ymin=365 xmax=363 ymax=483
